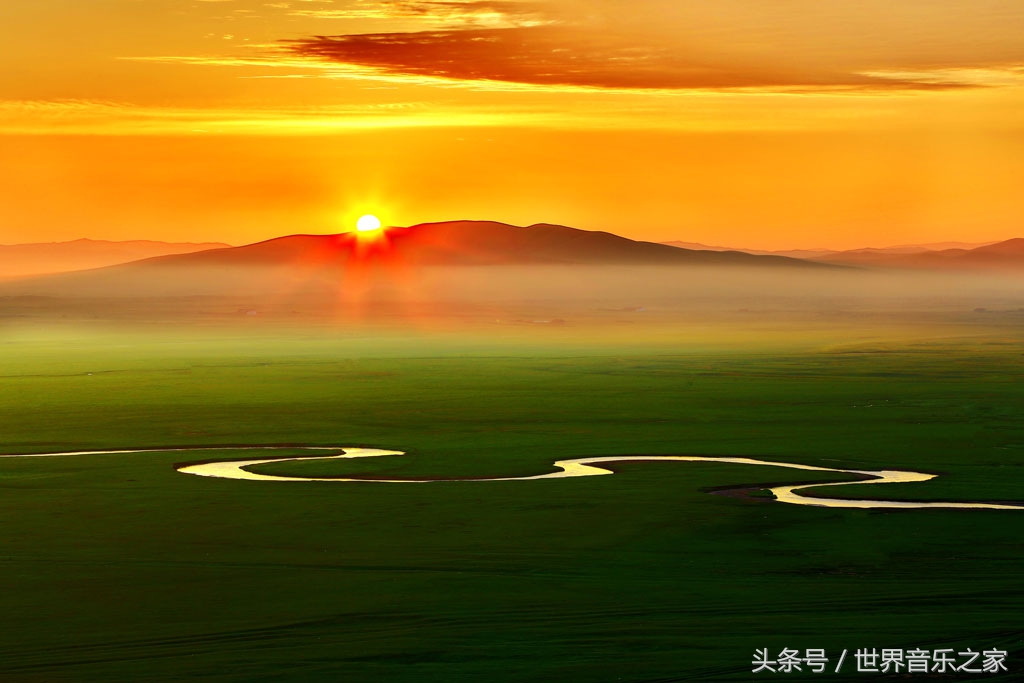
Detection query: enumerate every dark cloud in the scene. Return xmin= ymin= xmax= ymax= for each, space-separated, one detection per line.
xmin=283 ymin=26 xmax=977 ymax=91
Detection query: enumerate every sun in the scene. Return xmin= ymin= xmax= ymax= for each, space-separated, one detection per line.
xmin=356 ymin=214 xmax=382 ymax=233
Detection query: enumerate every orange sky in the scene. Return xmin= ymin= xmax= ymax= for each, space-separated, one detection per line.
xmin=2 ymin=0 xmax=1023 ymax=249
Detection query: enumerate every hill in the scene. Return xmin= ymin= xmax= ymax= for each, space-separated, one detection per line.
xmin=662 ymin=239 xmax=998 ymax=260
xmin=0 ymin=238 xmax=231 ymax=278
xmin=132 ymin=221 xmax=825 ymax=269
xmin=813 ymin=238 xmax=1024 ymax=269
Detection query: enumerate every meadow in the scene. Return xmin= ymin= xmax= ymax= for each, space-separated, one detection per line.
xmin=1 ymin=319 xmax=1022 ymax=681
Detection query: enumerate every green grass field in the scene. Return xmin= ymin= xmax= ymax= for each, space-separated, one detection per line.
xmin=1 ymin=323 xmax=1022 ymax=681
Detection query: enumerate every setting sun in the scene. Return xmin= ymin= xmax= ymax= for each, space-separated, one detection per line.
xmin=356 ymin=215 xmax=382 ymax=233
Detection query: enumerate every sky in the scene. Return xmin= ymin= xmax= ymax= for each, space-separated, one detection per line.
xmin=1 ymin=0 xmax=1023 ymax=249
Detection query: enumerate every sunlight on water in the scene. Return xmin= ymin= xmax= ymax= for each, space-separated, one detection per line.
xmin=5 ymin=446 xmax=1019 ymax=510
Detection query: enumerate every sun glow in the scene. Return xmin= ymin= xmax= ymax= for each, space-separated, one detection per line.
xmin=356 ymin=214 xmax=382 ymax=232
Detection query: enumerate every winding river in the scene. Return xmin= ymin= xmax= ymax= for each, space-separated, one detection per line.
xmin=3 ymin=445 xmax=1022 ymax=510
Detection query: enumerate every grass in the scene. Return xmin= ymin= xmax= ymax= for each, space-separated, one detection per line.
xmin=0 ymin=324 xmax=1022 ymax=681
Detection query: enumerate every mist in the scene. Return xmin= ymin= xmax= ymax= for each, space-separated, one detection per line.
xmin=3 ymin=262 xmax=1024 ymax=340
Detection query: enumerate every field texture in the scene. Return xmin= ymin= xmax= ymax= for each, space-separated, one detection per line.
xmin=1 ymin=325 xmax=1022 ymax=681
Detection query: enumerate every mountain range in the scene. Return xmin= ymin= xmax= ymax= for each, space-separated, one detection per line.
xmin=661 ymin=239 xmax=998 ymax=259
xmin=663 ymin=237 xmax=1024 ymax=269
xmin=3 ymin=224 xmax=1022 ymax=294
xmin=811 ymin=238 xmax=1024 ymax=268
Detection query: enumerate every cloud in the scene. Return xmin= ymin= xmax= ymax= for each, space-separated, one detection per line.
xmin=135 ymin=1 xmax=1024 ymax=95
xmin=0 ymin=98 xmax=548 ymax=135
xmin=287 ymin=0 xmax=549 ymax=27
xmin=267 ymin=0 xmax=1024 ymax=92
xmin=283 ymin=26 xmax=983 ymax=92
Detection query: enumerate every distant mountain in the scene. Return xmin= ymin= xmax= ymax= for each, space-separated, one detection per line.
xmin=660 ymin=240 xmax=751 ymax=252
xmin=0 ymin=238 xmax=231 ymax=278
xmin=129 ymin=221 xmax=828 ymax=269
xmin=662 ymin=239 xmax=998 ymax=260
xmin=814 ymin=238 xmax=1024 ymax=269
xmin=964 ymin=237 xmax=1024 ymax=257
xmin=661 ymin=240 xmax=835 ymax=257
xmin=885 ymin=240 xmax=998 ymax=252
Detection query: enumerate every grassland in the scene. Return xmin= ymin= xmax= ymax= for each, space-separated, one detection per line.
xmin=0 ymin=321 xmax=1022 ymax=681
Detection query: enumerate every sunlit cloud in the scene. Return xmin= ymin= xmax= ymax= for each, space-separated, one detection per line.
xmin=282 ymin=27 xmax=989 ymax=92
xmin=858 ymin=66 xmax=1024 ymax=89
xmin=3 ymin=91 xmax=893 ymax=136
xmin=109 ymin=1 xmax=1024 ymax=97
xmin=251 ymin=0 xmax=1024 ymax=93
xmin=121 ymin=52 xmax=683 ymax=94
xmin=289 ymin=0 xmax=549 ymax=27
xmin=0 ymin=98 xmax=556 ymax=135
xmin=127 ymin=41 xmax=999 ymax=97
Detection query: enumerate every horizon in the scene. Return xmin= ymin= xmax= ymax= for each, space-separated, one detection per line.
xmin=4 ymin=218 xmax=1021 ymax=253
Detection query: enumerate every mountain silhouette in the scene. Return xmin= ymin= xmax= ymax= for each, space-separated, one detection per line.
xmin=813 ymin=238 xmax=1024 ymax=269
xmin=0 ymin=221 xmax=843 ymax=302
xmin=134 ymin=221 xmax=825 ymax=269
xmin=662 ymin=239 xmax=998 ymax=260
xmin=0 ymin=238 xmax=230 ymax=279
